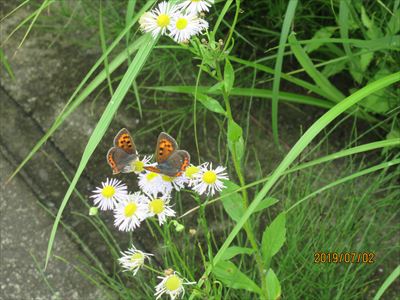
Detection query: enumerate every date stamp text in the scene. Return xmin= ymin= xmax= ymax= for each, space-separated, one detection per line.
xmin=314 ymin=252 xmax=375 ymax=264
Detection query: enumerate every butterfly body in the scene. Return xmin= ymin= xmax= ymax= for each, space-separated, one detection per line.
xmin=107 ymin=128 xmax=138 ymax=174
xmin=144 ymin=132 xmax=190 ymax=177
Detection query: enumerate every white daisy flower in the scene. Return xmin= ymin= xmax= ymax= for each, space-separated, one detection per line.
xmin=160 ymin=174 xmax=188 ymax=193
xmin=179 ymin=0 xmax=214 ymax=14
xmin=192 ymin=163 xmax=229 ymax=196
xmin=145 ymin=192 xmax=176 ymax=225
xmin=113 ymin=192 xmax=148 ymax=231
xmin=139 ymin=1 xmax=179 ymax=37
xmin=118 ymin=245 xmax=153 ymax=276
xmin=169 ymin=13 xmax=208 ymax=43
xmin=155 ymin=271 xmax=195 ymax=300
xmin=90 ymin=178 xmax=128 ymax=211
xmin=138 ymin=171 xmax=165 ymax=194
xmin=184 ymin=164 xmax=202 ymax=187
xmin=131 ymin=155 xmax=153 ymax=174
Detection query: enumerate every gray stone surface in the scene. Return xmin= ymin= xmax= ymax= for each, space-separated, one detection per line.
xmin=0 ymin=152 xmax=107 ymax=300
xmin=0 ymin=3 xmax=156 ymax=299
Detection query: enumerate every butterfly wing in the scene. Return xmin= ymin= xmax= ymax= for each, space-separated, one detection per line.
xmin=157 ymin=150 xmax=190 ymax=177
xmin=155 ymin=132 xmax=179 ymax=163
xmin=113 ymin=128 xmax=137 ymax=155
xmin=107 ymin=147 xmax=137 ymax=174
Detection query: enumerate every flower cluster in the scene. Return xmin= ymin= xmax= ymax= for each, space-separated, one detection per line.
xmin=139 ymin=0 xmax=214 ymax=43
xmin=90 ymin=135 xmax=228 ymax=299
xmin=119 ymin=246 xmax=194 ymax=299
xmin=90 ymin=160 xmax=228 ymax=231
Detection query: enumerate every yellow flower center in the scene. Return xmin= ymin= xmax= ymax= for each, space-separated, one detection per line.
xmin=101 ymin=185 xmax=115 ymax=198
xmin=185 ymin=166 xmax=200 ymax=179
xmin=157 ymin=14 xmax=170 ymax=27
xmin=191 ymin=0 xmax=201 ymax=2
xmin=130 ymin=252 xmax=144 ymax=262
xmin=149 ymin=198 xmax=165 ymax=214
xmin=146 ymin=172 xmax=159 ymax=181
xmin=165 ymin=275 xmax=182 ymax=291
xmin=124 ymin=203 xmax=137 ymax=217
xmin=176 ymin=18 xmax=188 ymax=30
xmin=132 ymin=160 xmax=145 ymax=172
xmin=162 ymin=175 xmax=173 ymax=182
xmin=203 ymin=171 xmax=217 ymax=184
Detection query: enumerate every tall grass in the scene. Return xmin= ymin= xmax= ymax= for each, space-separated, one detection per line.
xmin=2 ymin=0 xmax=400 ymax=299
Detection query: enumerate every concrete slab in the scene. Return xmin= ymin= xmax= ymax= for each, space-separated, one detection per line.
xmin=0 ymin=151 xmax=108 ymax=300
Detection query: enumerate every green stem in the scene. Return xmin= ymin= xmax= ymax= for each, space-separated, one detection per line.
xmin=216 ymin=61 xmax=267 ymax=296
xmin=223 ymin=0 xmax=241 ymax=53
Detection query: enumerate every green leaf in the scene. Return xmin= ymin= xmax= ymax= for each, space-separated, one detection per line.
xmin=361 ymin=6 xmax=382 ymax=39
xmin=220 ymin=246 xmax=254 ymax=261
xmin=360 ymin=52 xmax=374 ymax=72
xmin=386 ymin=9 xmax=400 ymax=35
xmin=265 ymin=269 xmax=282 ymax=300
xmin=224 ymin=59 xmax=235 ymax=94
xmin=194 ymin=72 xmax=400 ymax=291
xmin=373 ymin=265 xmax=400 ymax=300
xmin=221 ymin=181 xmax=244 ymax=222
xmin=305 ymin=26 xmax=337 ymax=53
xmin=227 ymin=119 xmax=244 ymax=162
xmin=386 ymin=128 xmax=400 ymax=140
xmin=288 ymin=32 xmax=345 ymax=103
xmin=254 ymin=197 xmax=279 ymax=213
xmin=213 ymin=261 xmax=262 ymax=294
xmin=196 ymin=93 xmax=226 ymax=115
xmin=271 ymin=0 xmax=298 ymax=144
xmin=361 ymin=68 xmax=392 ymax=113
xmin=261 ymin=212 xmax=286 ymax=261
xmin=0 ymin=48 xmax=15 ymax=80
xmin=8 ymin=0 xmax=155 ymax=182
xmin=207 ymin=82 xmax=224 ymax=93
xmin=228 ymin=119 xmax=242 ymax=142
xmin=322 ymin=60 xmax=347 ymax=78
xmin=45 ymin=34 xmax=156 ymax=269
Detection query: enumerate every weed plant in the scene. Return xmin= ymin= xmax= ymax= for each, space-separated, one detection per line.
xmin=2 ymin=0 xmax=400 ymax=299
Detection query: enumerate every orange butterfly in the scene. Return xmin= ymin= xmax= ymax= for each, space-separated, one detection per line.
xmin=144 ymin=132 xmax=190 ymax=177
xmin=107 ymin=128 xmax=138 ymax=174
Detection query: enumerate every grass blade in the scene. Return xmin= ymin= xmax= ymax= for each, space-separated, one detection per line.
xmin=190 ymin=71 xmax=400 ymax=295
xmin=45 ymin=34 xmax=156 ymax=269
xmin=288 ymin=32 xmax=345 ymax=103
xmin=271 ymin=0 xmax=298 ymax=145
xmin=373 ymin=265 xmax=400 ymax=300
xmin=7 ymin=0 xmax=155 ymax=182
xmin=148 ymin=85 xmax=333 ymax=109
xmin=286 ymin=158 xmax=400 ymax=212
xmin=180 ymin=138 xmax=400 ymax=218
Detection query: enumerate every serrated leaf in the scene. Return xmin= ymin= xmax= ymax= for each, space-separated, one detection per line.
xmin=305 ymin=26 xmax=337 ymax=53
xmin=221 ymin=181 xmax=244 ymax=222
xmin=360 ymin=52 xmax=374 ymax=72
xmin=386 ymin=128 xmax=400 ymax=140
xmin=361 ymin=68 xmax=392 ymax=113
xmin=220 ymin=246 xmax=255 ymax=261
xmin=387 ymin=9 xmax=400 ymax=35
xmin=265 ymin=269 xmax=281 ymax=300
xmin=196 ymin=93 xmax=226 ymax=115
xmin=261 ymin=212 xmax=286 ymax=261
xmin=361 ymin=6 xmax=374 ymax=29
xmin=361 ymin=6 xmax=382 ymax=39
xmin=254 ymin=197 xmax=279 ymax=213
xmin=224 ymin=59 xmax=235 ymax=94
xmin=322 ymin=60 xmax=347 ymax=78
xmin=213 ymin=261 xmax=262 ymax=294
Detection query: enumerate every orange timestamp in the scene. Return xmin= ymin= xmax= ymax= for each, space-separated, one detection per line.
xmin=314 ymin=252 xmax=375 ymax=264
